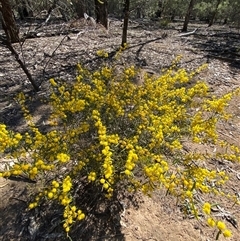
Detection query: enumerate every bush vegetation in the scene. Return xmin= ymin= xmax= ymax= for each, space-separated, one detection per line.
xmin=0 ymin=56 xmax=239 ymax=239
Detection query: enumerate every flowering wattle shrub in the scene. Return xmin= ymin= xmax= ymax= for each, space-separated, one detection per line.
xmin=0 ymin=59 xmax=239 ymax=239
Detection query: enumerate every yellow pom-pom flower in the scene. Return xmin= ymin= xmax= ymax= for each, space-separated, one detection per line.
xmin=217 ymin=221 xmax=226 ymax=231
xmin=203 ymin=202 xmax=211 ymax=215
xmin=223 ymin=229 xmax=232 ymax=238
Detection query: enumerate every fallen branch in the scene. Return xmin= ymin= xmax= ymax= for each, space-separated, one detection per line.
xmin=178 ymin=28 xmax=198 ymax=37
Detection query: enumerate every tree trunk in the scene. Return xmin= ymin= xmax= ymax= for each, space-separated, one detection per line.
xmin=208 ymin=0 xmax=221 ymax=27
xmin=72 ymin=0 xmax=86 ymax=19
xmin=0 ymin=0 xmax=39 ymax=91
xmin=121 ymin=0 xmax=130 ymax=47
xmin=182 ymin=0 xmax=195 ymax=32
xmin=95 ymin=0 xmax=108 ymax=29
xmin=0 ymin=0 xmax=19 ymax=43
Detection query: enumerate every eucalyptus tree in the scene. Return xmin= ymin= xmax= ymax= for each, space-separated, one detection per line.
xmin=95 ymin=0 xmax=108 ymax=28
xmin=182 ymin=0 xmax=196 ymax=32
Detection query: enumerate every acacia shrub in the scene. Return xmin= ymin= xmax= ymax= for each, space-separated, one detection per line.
xmin=0 ymin=60 xmax=239 ymax=238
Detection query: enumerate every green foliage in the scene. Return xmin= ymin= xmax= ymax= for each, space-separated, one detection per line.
xmin=194 ymin=1 xmax=214 ymax=21
xmin=161 ymin=0 xmax=189 ymax=18
xmin=194 ymin=0 xmax=240 ymax=23
xmin=9 ymin=0 xmax=240 ymax=25
xmin=159 ymin=18 xmax=170 ymax=27
xmin=0 ymin=58 xmax=240 ymax=238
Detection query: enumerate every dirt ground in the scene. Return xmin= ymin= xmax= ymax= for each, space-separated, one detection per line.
xmin=0 ymin=18 xmax=240 ymax=241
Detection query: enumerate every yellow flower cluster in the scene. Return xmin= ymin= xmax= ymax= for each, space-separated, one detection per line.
xmin=62 ymin=175 xmax=72 ymax=193
xmin=0 ymin=124 xmax=22 ymax=153
xmin=16 ymin=92 xmax=32 ymax=121
xmin=96 ymin=49 xmax=108 ymax=58
xmin=88 ymin=171 xmax=96 ymax=181
xmin=125 ymin=149 xmax=138 ymax=175
xmin=124 ymin=65 xmax=136 ymax=79
xmin=191 ymin=112 xmax=218 ymax=143
xmin=92 ymin=109 xmax=119 ymax=197
xmin=57 ymin=153 xmax=70 ymax=163
xmin=63 ymin=205 xmax=85 ymax=233
xmin=203 ymin=203 xmax=232 ymax=238
xmin=0 ymin=59 xmax=239 ymax=238
xmin=28 ymin=175 xmax=74 ymax=212
xmin=203 ymin=202 xmax=211 ymax=215
xmin=142 ymin=159 xmax=169 ymax=194
xmin=204 ymin=93 xmax=233 ymax=116
xmin=114 ymin=43 xmax=128 ymax=59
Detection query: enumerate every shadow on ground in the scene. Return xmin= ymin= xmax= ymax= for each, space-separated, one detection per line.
xmin=0 ymin=179 xmax=128 ymax=241
xmin=191 ymin=30 xmax=240 ymax=69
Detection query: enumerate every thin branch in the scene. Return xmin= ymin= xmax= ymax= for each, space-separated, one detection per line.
xmin=42 ymin=35 xmax=68 ymax=80
xmin=5 ymin=41 xmax=40 ymax=91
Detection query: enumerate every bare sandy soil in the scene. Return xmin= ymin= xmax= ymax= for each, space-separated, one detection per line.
xmin=0 ymin=18 xmax=240 ymax=241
